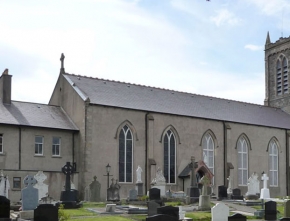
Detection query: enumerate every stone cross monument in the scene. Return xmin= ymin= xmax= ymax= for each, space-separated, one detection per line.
xmin=260 ymin=173 xmax=270 ymax=199
xmin=62 ymin=162 xmax=75 ymax=191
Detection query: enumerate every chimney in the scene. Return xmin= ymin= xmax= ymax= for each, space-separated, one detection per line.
xmin=0 ymin=69 xmax=12 ymax=104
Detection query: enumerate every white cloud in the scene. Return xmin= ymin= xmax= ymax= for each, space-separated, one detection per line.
xmin=210 ymin=9 xmax=241 ymax=27
xmin=246 ymin=0 xmax=290 ymax=16
xmin=245 ymin=44 xmax=263 ymax=51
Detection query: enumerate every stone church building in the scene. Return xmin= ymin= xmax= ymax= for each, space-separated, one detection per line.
xmin=2 ymin=33 xmax=290 ymax=202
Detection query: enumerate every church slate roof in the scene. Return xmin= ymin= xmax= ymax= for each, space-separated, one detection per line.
xmin=0 ymin=101 xmax=78 ymax=130
xmin=64 ymin=73 xmax=290 ymax=130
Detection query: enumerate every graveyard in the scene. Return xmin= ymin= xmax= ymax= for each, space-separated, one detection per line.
xmin=1 ymin=163 xmax=290 ymax=221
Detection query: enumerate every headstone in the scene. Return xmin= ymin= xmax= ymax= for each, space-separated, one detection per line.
xmin=60 ymin=162 xmax=79 ymax=205
xmin=187 ymin=156 xmax=200 ymax=203
xmin=107 ymin=178 xmax=121 ymax=201
xmin=146 ymin=214 xmax=177 ymax=221
xmin=231 ymin=188 xmax=243 ymax=200
xmin=218 ymin=185 xmax=227 ymax=200
xmin=129 ymin=189 xmax=138 ymax=201
xmin=280 ymin=218 xmax=290 ymax=221
xmin=136 ymin=165 xmax=143 ymax=183
xmin=21 ymin=175 xmax=38 ymax=211
xmin=105 ymin=204 xmax=116 ymax=212
xmin=0 ymin=171 xmax=10 ymax=199
xmin=34 ymin=171 xmax=48 ymax=201
xmin=265 ymin=200 xmax=277 ymax=220
xmin=198 ymin=175 xmax=211 ymax=210
xmin=34 ymin=204 xmax=58 ymax=221
xmin=151 ymin=167 xmax=166 ymax=196
xmin=147 ymin=201 xmax=160 ymax=216
xmin=260 ymin=173 xmax=270 ymax=199
xmin=149 ymin=188 xmax=161 ymax=201
xmin=245 ymin=172 xmax=259 ymax=199
xmin=227 ymin=176 xmax=232 ymax=195
xmin=228 ymin=213 xmax=246 ymax=221
xmin=284 ymin=200 xmax=290 ymax=217
xmin=157 ymin=206 xmax=179 ymax=219
xmin=89 ymin=176 xmax=101 ymax=202
xmin=62 ymin=162 xmax=74 ymax=192
xmin=0 ymin=196 xmax=10 ymax=218
xmin=211 ymin=203 xmax=229 ymax=221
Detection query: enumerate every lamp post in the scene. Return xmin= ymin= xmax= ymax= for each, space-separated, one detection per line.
xmin=103 ymin=163 xmax=112 ymax=188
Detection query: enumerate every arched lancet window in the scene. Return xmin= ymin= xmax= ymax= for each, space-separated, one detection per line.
xmin=283 ymin=57 xmax=288 ymax=94
xmin=269 ymin=140 xmax=278 ymax=186
xmin=164 ymin=130 xmax=176 ymax=184
xmin=237 ymin=137 xmax=248 ymax=186
xmin=202 ymin=133 xmax=214 ymax=179
xmin=119 ymin=125 xmax=133 ymax=182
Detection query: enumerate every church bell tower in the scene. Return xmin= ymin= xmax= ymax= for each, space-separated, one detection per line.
xmin=264 ymin=32 xmax=290 ymax=114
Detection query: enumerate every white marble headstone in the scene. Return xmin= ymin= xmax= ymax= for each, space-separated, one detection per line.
xmin=34 ymin=171 xmax=48 ymax=200
xmin=211 ymin=203 xmax=229 ymax=221
xmin=260 ymin=173 xmax=270 ymax=199
xmin=0 ymin=173 xmax=10 ymax=198
xmin=246 ymin=172 xmax=260 ymax=195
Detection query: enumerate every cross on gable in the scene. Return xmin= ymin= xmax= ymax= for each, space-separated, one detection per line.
xmin=24 ymin=175 xmax=37 ymax=187
xmin=60 ymin=53 xmax=65 ymax=69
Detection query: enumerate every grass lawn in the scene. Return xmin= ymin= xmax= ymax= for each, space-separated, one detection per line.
xmin=62 ymin=201 xmax=288 ymax=221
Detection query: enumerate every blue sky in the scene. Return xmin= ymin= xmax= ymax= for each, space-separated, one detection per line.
xmin=1 ymin=0 xmax=290 ymax=105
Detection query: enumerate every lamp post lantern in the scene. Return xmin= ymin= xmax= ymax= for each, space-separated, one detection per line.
xmin=104 ymin=163 xmax=112 ymax=189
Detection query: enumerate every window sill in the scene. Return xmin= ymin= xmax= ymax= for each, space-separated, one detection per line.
xmin=118 ymin=182 xmax=134 ymax=185
xmin=11 ymin=188 xmax=21 ymax=191
xmin=34 ymin=155 xmax=44 ymax=157
xmin=52 ymin=155 xmax=61 ymax=158
xmin=0 ymin=153 xmax=5 ymax=156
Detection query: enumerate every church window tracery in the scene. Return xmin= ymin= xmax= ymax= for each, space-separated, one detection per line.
xmin=269 ymin=140 xmax=278 ymax=186
xmin=163 ymin=130 xmax=176 ymax=184
xmin=202 ymin=133 xmax=214 ymax=183
xmin=237 ymin=137 xmax=248 ymax=186
xmin=119 ymin=125 xmax=133 ymax=183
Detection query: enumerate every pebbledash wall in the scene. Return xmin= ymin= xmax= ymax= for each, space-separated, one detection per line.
xmin=51 ymin=71 xmax=290 ymax=200
xmin=0 ymin=124 xmax=79 ymax=203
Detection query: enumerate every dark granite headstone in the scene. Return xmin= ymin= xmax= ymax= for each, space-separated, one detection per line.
xmin=149 ymin=188 xmax=161 ymax=201
xmin=218 ymin=185 xmax=227 ymax=200
xmin=284 ymin=200 xmax=290 ymax=217
xmin=146 ymin=214 xmax=177 ymax=221
xmin=147 ymin=201 xmax=160 ymax=216
xmin=157 ymin=206 xmax=178 ymax=219
xmin=34 ymin=204 xmax=58 ymax=221
xmin=265 ymin=200 xmax=277 ymax=220
xmin=0 ymin=196 xmax=10 ymax=218
xmin=228 ymin=213 xmax=247 ymax=221
xmin=231 ymin=188 xmax=243 ymax=200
